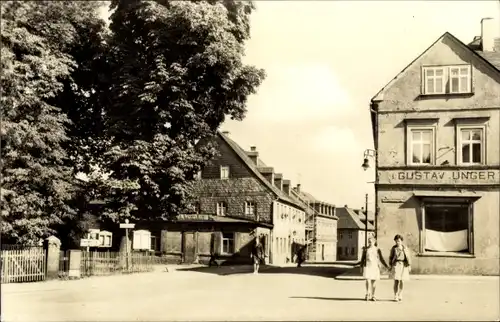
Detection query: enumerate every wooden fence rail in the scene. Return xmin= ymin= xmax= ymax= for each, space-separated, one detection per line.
xmin=1 ymin=247 xmax=46 ymax=284
xmin=79 ymin=251 xmax=154 ymax=277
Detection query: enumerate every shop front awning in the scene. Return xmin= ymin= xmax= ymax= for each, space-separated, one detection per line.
xmin=174 ymin=214 xmax=273 ymax=228
xmin=413 ymin=191 xmax=482 ymax=202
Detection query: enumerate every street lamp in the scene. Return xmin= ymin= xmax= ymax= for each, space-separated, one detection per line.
xmin=361 ymin=149 xmax=378 ymax=240
xmin=361 ymin=149 xmax=376 ymax=170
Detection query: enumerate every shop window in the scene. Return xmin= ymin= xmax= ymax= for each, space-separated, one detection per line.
xmin=422 ymin=202 xmax=472 ymax=255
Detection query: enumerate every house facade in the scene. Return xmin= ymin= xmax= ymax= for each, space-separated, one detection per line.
xmin=154 ymin=131 xmax=305 ymax=265
xmin=336 ymin=206 xmax=375 ymax=261
xmin=291 ymin=186 xmax=338 ymax=262
xmin=370 ymin=19 xmax=500 ymax=274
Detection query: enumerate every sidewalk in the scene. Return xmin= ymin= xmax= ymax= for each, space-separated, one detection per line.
xmin=334 ymin=266 xmax=500 ymax=281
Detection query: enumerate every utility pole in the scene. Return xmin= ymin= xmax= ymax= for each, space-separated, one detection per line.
xmin=364 ymin=193 xmax=368 ymax=250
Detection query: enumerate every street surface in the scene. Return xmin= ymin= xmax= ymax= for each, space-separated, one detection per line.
xmin=2 ymin=264 xmax=499 ymax=321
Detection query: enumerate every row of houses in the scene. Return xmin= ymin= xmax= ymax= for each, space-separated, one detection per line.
xmin=84 ymin=130 xmax=376 ymax=265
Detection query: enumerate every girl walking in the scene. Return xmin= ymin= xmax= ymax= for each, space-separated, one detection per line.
xmin=389 ymin=234 xmax=411 ymax=302
xmin=359 ymin=237 xmax=390 ymax=301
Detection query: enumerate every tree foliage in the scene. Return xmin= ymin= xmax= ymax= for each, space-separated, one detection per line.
xmin=1 ymin=0 xmax=265 ymax=244
xmin=0 ymin=1 xmax=106 ymax=244
xmin=99 ymin=0 xmax=265 ymax=221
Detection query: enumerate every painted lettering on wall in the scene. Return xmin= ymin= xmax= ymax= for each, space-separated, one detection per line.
xmin=392 ymin=170 xmax=497 ymax=181
xmin=177 ymin=214 xmax=213 ymax=221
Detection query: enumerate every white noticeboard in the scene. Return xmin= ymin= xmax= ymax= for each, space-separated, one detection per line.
xmin=120 ymin=223 xmax=135 ymax=229
xmin=80 ymin=239 xmax=100 ymax=247
xmin=133 ymin=230 xmax=151 ymax=250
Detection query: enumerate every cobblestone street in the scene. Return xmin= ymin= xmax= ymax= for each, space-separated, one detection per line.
xmin=2 ymin=265 xmax=499 ymax=321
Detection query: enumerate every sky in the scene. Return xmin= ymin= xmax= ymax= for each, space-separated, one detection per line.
xmin=220 ymin=0 xmax=500 ymax=210
xmin=98 ymin=1 xmax=500 ymax=211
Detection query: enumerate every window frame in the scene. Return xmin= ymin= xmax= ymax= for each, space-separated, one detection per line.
xmin=348 ymin=231 xmax=353 ymax=239
xmin=449 ymin=65 xmax=472 ymax=94
xmin=220 ymin=166 xmax=230 ymax=180
xmin=422 ymin=64 xmax=473 ymax=95
xmin=406 ymin=125 xmax=437 ymax=166
xmin=216 ymin=201 xmax=227 ymax=216
xmin=245 ymin=201 xmax=256 ymax=216
xmin=419 ymin=201 xmax=474 ymax=256
xmin=422 ymin=66 xmax=446 ymax=95
xmin=456 ymin=124 xmax=486 ymax=166
xmin=221 ymin=232 xmax=235 ymax=255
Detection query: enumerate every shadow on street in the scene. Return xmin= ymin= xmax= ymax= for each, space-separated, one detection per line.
xmin=290 ymin=296 xmax=394 ymax=302
xmin=175 ymin=264 xmax=352 ymax=278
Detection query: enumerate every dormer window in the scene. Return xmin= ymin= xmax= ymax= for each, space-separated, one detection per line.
xmin=422 ymin=65 xmax=472 ymax=95
xmin=245 ymin=201 xmax=256 ymax=216
xmin=216 ymin=202 xmax=227 ymax=216
xmin=220 ymin=166 xmax=229 ymax=180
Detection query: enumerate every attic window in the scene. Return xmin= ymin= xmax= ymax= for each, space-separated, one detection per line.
xmin=422 ymin=65 xmax=472 ymax=95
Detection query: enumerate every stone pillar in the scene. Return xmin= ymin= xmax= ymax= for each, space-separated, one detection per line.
xmin=44 ymin=236 xmax=61 ymax=280
xmin=68 ymin=250 xmax=82 ymax=279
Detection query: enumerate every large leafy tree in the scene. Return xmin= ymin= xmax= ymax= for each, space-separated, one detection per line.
xmin=0 ymin=1 xmax=106 ymax=244
xmin=99 ymin=0 xmax=265 ymax=221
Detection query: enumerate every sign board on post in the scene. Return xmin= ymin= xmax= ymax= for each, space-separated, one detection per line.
xmin=133 ymin=230 xmax=151 ymax=250
xmin=80 ymin=239 xmax=100 ymax=247
xmin=120 ymin=223 xmax=135 ymax=229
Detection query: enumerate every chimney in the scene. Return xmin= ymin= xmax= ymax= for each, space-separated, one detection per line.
xmin=246 ymin=146 xmax=258 ymax=165
xmin=296 ymin=183 xmax=301 ymax=193
xmin=274 ymin=173 xmax=283 ymax=190
xmin=258 ymin=167 xmax=274 ymax=184
xmin=282 ymin=179 xmax=291 ymax=195
xmin=222 ymin=131 xmax=230 ymax=135
xmin=481 ymin=17 xmax=498 ymax=52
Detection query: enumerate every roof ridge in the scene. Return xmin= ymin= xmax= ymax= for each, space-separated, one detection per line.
xmin=217 ymin=132 xmax=304 ymax=210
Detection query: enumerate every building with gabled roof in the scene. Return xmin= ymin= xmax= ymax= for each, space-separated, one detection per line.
xmin=160 ymin=131 xmax=306 ymax=265
xmin=336 ymin=206 xmax=375 ymax=261
xmin=370 ymin=18 xmax=500 ymax=275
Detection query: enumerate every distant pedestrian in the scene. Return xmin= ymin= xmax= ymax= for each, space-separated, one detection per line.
xmin=296 ymin=245 xmax=306 ymax=267
xmin=359 ymin=237 xmax=390 ymax=301
xmin=389 ymin=234 xmax=411 ymax=302
xmin=250 ymin=235 xmax=265 ymax=274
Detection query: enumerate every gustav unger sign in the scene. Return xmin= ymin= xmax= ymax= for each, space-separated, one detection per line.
xmin=379 ymin=169 xmax=499 ymax=185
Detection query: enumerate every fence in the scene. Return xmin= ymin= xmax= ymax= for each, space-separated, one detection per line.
xmin=78 ymin=251 xmax=154 ymax=277
xmin=1 ymin=247 xmax=46 ymax=284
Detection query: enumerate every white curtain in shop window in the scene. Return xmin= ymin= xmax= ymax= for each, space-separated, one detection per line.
xmin=425 ymin=229 xmax=468 ymax=252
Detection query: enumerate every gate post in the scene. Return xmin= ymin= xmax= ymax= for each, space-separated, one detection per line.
xmin=68 ymin=250 xmax=82 ymax=279
xmin=44 ymin=236 xmax=61 ymax=280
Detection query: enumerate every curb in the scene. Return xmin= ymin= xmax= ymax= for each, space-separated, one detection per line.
xmin=334 ymin=271 xmax=500 ymax=281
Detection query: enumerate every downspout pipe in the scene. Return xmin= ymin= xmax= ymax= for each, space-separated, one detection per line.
xmin=370 ymin=100 xmax=380 ymax=240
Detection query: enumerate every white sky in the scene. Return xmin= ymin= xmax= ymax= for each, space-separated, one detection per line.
xmin=222 ymin=1 xmax=500 ymax=210
xmin=97 ymin=1 xmax=500 ymax=210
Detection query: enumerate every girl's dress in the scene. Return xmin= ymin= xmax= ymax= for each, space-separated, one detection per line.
xmin=390 ymin=246 xmax=410 ymax=281
xmin=363 ymin=246 xmax=381 ymax=280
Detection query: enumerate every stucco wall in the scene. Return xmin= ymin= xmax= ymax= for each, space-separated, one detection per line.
xmin=377 ymin=187 xmax=499 ymax=275
xmin=313 ymin=216 xmax=337 ymax=261
xmin=373 ymin=35 xmax=500 ymax=275
xmin=272 ymin=201 xmax=306 ymax=264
